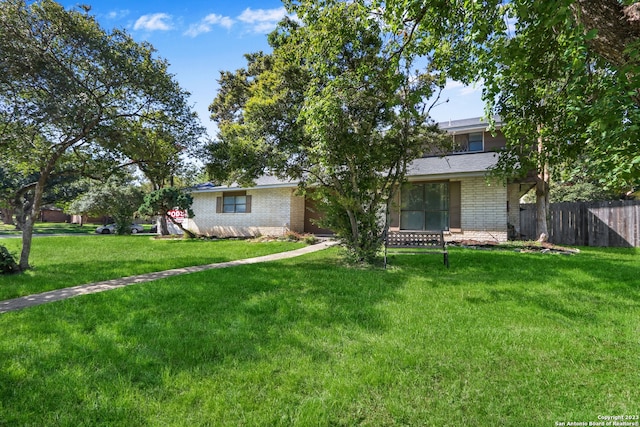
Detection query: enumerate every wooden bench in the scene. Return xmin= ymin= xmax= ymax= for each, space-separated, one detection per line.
xmin=384 ymin=230 xmax=449 ymax=268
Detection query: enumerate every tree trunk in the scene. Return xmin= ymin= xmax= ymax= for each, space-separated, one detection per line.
xmin=18 ymin=154 xmax=59 ymax=271
xmin=571 ymin=0 xmax=640 ymax=69
xmin=1 ymin=208 xmax=14 ymax=225
xmin=19 ymin=180 xmax=46 ymax=271
xmin=535 ymin=175 xmax=549 ymax=240
xmin=166 ymin=214 xmax=196 ymax=238
xmin=159 ymin=215 xmax=169 ymax=235
xmin=346 ymin=208 xmax=359 ymax=245
xmin=535 ymin=130 xmax=550 ymax=240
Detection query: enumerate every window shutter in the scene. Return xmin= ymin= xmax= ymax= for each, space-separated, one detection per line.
xmin=449 ymin=181 xmax=461 ymax=229
xmin=216 ymin=197 xmax=222 ymax=213
xmin=389 ymin=188 xmax=400 ymax=229
xmin=245 ymin=195 xmax=252 ymax=213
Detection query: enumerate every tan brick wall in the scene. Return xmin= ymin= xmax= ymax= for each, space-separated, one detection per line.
xmin=186 ymin=188 xmax=295 ymax=237
xmin=446 ymin=176 xmax=509 ymax=242
xmin=187 ymin=177 xmax=512 ymax=242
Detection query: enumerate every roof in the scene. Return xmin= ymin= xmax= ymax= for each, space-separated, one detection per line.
xmin=192 ymin=154 xmax=498 ymax=193
xmin=191 ymin=117 xmax=503 ymax=193
xmin=190 ymin=175 xmax=297 ymax=193
xmin=407 ymin=152 xmax=499 ymax=180
xmin=438 ymin=116 xmax=502 ymax=134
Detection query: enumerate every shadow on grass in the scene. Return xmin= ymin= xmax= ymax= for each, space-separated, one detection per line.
xmin=0 ymin=254 xmax=404 ymax=424
xmin=391 ymin=247 xmax=640 ymax=324
xmin=0 ymin=238 xmax=305 ymax=300
xmin=1 ymin=247 xmax=637 ymax=424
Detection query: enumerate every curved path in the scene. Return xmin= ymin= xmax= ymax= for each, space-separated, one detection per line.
xmin=0 ymin=240 xmax=337 ymax=314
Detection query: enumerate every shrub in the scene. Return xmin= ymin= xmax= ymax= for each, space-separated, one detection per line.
xmin=280 ymin=231 xmax=318 ymax=244
xmin=303 ymin=234 xmax=318 ymax=245
xmin=0 ymin=245 xmax=19 ymax=274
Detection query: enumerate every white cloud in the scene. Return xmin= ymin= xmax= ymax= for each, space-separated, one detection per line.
xmin=107 ymin=10 xmax=129 ymax=20
xmin=505 ymin=16 xmax=517 ymax=36
xmin=184 ymin=13 xmax=234 ymax=37
xmin=443 ymin=80 xmax=465 ymax=91
xmin=443 ymin=79 xmax=484 ymax=96
xmin=237 ymin=7 xmax=286 ymax=33
xmin=134 ymin=13 xmax=173 ymax=31
xmin=205 ymin=14 xmax=234 ymax=29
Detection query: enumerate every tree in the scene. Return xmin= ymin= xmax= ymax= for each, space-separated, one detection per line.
xmin=68 ymin=178 xmax=144 ymax=234
xmin=100 ymin=111 xmax=205 ymax=235
xmin=0 ymin=0 xmax=201 ymax=270
xmin=206 ymin=1 xmax=444 ymax=262
xmin=379 ymin=0 xmax=640 ymax=239
xmin=0 ymin=160 xmax=20 ymax=226
xmin=138 ymin=187 xmax=196 ymax=238
xmin=0 ymin=153 xmax=91 ymax=229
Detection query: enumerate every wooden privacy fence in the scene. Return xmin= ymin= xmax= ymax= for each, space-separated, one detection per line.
xmin=519 ymin=200 xmax=640 ymax=247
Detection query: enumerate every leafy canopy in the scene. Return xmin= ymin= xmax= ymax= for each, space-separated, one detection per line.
xmin=0 ymin=0 xmax=202 ymax=269
xmin=206 ymin=0 xmax=444 ymax=262
xmin=379 ymin=0 xmax=640 ymax=193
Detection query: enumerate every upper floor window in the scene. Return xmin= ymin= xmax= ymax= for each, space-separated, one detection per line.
xmin=468 ymin=132 xmax=483 ymax=152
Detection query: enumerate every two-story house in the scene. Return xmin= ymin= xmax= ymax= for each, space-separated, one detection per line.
xmin=185 ymin=117 xmax=528 ymax=242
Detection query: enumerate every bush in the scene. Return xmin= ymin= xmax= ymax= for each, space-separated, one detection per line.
xmin=280 ymin=231 xmax=318 ymax=244
xmin=0 ymin=245 xmax=19 ymax=274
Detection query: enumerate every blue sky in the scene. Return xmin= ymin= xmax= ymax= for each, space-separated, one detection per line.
xmin=79 ymin=0 xmax=485 ymax=138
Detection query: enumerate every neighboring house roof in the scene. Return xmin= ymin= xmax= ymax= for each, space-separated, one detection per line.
xmin=407 ymin=152 xmax=499 ymax=180
xmin=438 ymin=116 xmax=501 ymax=134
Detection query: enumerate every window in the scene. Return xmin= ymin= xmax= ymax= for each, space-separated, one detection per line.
xmin=216 ymin=192 xmax=252 ymax=213
xmin=400 ymin=182 xmax=449 ymax=230
xmin=468 ymin=132 xmax=483 ymax=152
xmin=224 ymin=195 xmax=246 ymax=213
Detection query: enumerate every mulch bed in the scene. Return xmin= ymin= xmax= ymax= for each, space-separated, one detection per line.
xmin=448 ymin=240 xmax=580 ymax=255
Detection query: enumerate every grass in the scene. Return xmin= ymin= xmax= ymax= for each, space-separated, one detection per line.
xmin=0 ymin=235 xmax=305 ymax=300
xmin=0 ymin=243 xmax=638 ymax=426
xmin=0 ymin=221 xmax=103 ymax=235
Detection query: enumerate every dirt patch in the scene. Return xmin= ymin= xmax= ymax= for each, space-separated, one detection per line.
xmin=448 ymin=240 xmax=580 ymax=255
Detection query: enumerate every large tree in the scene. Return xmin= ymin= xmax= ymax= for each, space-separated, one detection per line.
xmin=100 ymin=111 xmax=205 ymax=235
xmin=379 ymin=0 xmax=640 ymax=239
xmin=137 ymin=187 xmax=196 ymax=238
xmin=68 ymin=178 xmax=144 ymax=234
xmin=0 ymin=0 xmax=201 ymax=270
xmin=206 ymin=1 xmax=444 ymax=262
xmin=0 ymin=150 xmax=103 ymax=229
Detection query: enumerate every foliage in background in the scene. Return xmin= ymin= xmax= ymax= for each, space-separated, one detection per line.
xmin=69 ymin=178 xmax=144 ymax=234
xmin=0 ymin=156 xmax=91 ymax=228
xmin=207 ymin=1 xmax=446 ymax=263
xmin=522 ymin=179 xmax=621 ymax=204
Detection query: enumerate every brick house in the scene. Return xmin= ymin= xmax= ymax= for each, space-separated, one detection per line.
xmin=185 ymin=117 xmax=531 ymax=241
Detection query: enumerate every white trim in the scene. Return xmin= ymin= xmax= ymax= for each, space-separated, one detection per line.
xmin=191 ymin=182 xmax=297 ymax=193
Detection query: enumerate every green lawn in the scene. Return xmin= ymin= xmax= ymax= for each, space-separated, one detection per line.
xmin=0 ymin=221 xmax=101 ymax=235
xmin=0 ymin=235 xmax=305 ymax=300
xmin=0 ymin=243 xmax=637 ymax=426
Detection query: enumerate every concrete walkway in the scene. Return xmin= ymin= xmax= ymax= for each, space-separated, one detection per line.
xmin=0 ymin=241 xmax=337 ymax=315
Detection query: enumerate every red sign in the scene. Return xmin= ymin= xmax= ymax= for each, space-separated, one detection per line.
xmin=167 ymin=209 xmax=186 ymax=223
